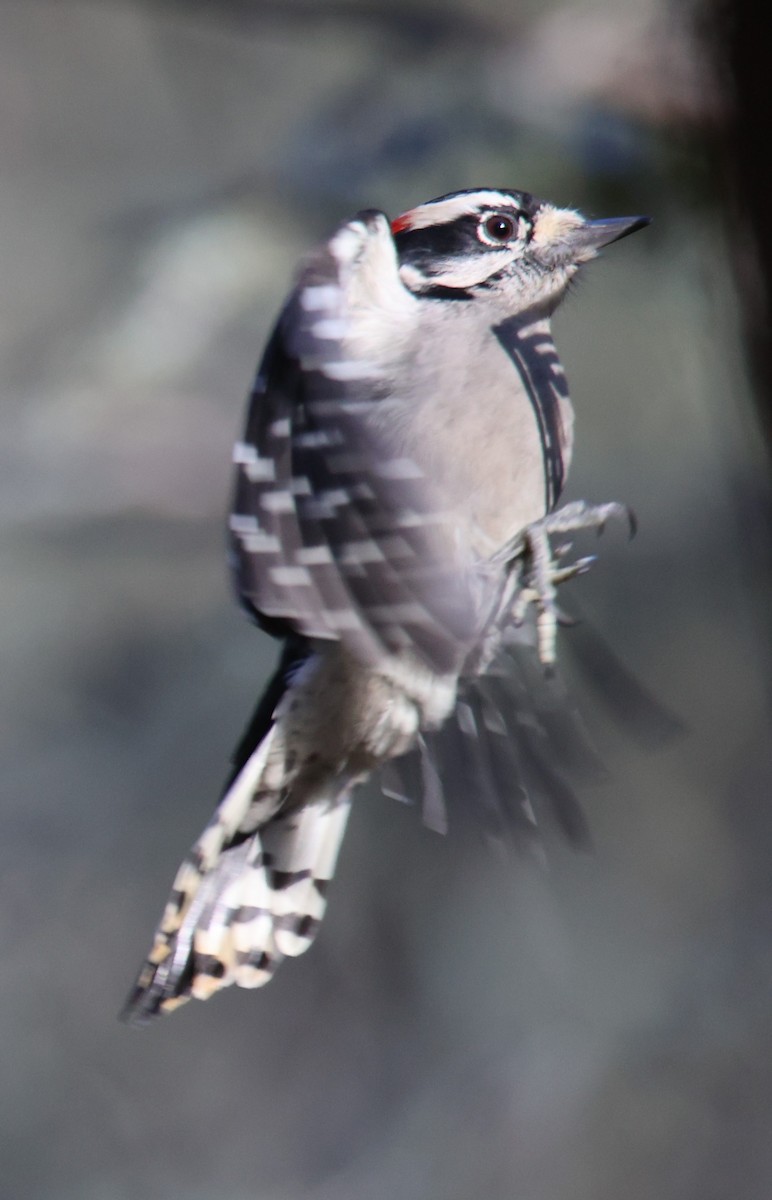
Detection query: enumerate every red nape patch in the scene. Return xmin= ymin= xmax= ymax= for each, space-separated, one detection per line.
xmin=390 ymin=212 xmax=414 ymax=234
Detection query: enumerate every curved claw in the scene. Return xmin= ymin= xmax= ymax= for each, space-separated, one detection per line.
xmin=572 ymin=554 xmax=597 ymax=576
xmin=596 ymin=503 xmax=636 ymax=540
xmin=557 ymin=608 xmax=579 ymax=628
xmin=552 ymin=555 xmax=596 ymax=585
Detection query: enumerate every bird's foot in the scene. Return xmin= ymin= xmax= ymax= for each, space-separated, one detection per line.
xmin=507 ymin=501 xmax=635 ymax=666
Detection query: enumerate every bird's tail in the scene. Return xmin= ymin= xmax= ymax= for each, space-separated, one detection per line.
xmin=122 ymin=669 xmax=352 ymax=1023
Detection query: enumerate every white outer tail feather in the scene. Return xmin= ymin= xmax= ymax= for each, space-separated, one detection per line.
xmin=124 ymin=722 xmax=352 ymax=1019
xmin=262 ymin=798 xmax=352 ymax=958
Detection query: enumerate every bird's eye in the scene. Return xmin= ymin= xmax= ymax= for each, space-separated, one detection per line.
xmin=480 ymin=213 xmax=517 ymax=244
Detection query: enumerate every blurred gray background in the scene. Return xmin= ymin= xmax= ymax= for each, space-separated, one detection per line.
xmin=2 ymin=2 xmax=771 ymax=1198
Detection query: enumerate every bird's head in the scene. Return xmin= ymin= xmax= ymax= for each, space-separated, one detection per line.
xmin=391 ymin=188 xmax=649 ymax=312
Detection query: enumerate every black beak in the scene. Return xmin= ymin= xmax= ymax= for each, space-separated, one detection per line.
xmin=569 ymin=215 xmax=651 ymax=259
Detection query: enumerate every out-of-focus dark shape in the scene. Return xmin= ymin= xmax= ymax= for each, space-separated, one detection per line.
xmin=561 ymin=598 xmax=686 ymax=749
xmin=494 ymin=4 xmax=723 ymax=129
xmin=707 ymin=0 xmax=772 ymax=454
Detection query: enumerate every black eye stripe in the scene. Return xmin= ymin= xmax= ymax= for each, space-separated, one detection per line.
xmin=394 ymin=207 xmax=533 ymax=287
xmin=394 ymin=218 xmax=480 ymax=263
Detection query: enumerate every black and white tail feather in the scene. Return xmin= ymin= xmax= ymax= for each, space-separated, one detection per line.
xmin=124 ymin=652 xmax=353 ymax=1021
xmin=124 ymin=188 xmax=655 ymax=1022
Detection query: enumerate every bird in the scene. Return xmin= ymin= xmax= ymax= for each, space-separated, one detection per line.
xmin=123 ymin=187 xmax=649 ymax=1021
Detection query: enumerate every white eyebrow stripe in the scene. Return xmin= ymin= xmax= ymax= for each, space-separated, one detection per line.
xmin=397 ymin=191 xmax=521 ymax=231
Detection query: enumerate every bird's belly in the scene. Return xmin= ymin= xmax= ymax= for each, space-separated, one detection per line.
xmin=458 ymin=414 xmax=552 ymax=549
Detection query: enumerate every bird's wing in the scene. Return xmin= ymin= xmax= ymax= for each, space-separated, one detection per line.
xmin=229 ymin=210 xmax=480 ymax=675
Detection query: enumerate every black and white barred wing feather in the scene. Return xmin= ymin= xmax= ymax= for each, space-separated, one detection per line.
xmin=230 ymin=210 xmax=480 ymax=674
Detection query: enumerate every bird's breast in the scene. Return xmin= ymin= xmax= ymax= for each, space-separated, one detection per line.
xmin=394 ymin=315 xmax=574 ymax=553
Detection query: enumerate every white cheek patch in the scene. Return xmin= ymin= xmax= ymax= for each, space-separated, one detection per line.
xmin=400 ymin=252 xmax=508 ymax=292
